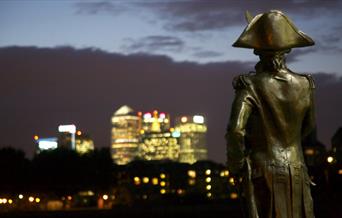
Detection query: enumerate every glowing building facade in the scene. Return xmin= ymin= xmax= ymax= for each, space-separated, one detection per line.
xmin=111 ymin=105 xmax=141 ymax=165
xmin=75 ymin=132 xmax=95 ymax=154
xmin=175 ymin=115 xmax=208 ymax=164
xmin=139 ymin=111 xmax=180 ymax=161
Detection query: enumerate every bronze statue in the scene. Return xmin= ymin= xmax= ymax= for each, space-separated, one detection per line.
xmin=226 ymin=10 xmax=315 ymax=218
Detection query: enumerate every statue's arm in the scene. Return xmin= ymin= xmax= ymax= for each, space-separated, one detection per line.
xmin=225 ymin=77 xmax=253 ymax=174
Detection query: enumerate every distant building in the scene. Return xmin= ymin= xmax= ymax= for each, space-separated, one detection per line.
xmin=111 ymin=105 xmax=141 ymax=165
xmin=75 ymin=132 xmax=95 ymax=154
xmin=35 ymin=137 xmax=58 ymax=153
xmin=175 ymin=115 xmax=208 ymax=164
xmin=139 ymin=110 xmax=180 ymax=161
xmin=57 ymin=124 xmax=77 ymax=150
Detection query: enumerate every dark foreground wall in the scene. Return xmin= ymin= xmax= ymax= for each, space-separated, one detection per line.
xmin=1 ymin=202 xmax=341 ymax=218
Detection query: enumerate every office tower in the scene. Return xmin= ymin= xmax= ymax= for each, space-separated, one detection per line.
xmin=35 ymin=137 xmax=58 ymax=154
xmin=175 ymin=115 xmax=208 ymax=164
xmin=139 ymin=110 xmax=180 ymax=161
xmin=58 ymin=124 xmax=77 ymax=150
xmin=75 ymin=131 xmax=95 ymax=154
xmin=111 ymin=105 xmax=140 ymax=165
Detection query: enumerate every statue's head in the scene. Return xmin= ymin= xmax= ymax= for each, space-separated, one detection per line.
xmin=232 ymin=10 xmax=314 ymax=52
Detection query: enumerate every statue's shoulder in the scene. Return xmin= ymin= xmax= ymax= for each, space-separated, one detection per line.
xmin=232 ymin=72 xmax=255 ymax=89
xmin=291 ymin=71 xmax=315 ymax=89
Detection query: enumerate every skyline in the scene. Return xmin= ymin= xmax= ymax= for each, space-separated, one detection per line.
xmin=1 ymin=1 xmax=342 ymax=163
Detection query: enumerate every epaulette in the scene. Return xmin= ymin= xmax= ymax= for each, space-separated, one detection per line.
xmin=232 ymin=74 xmax=250 ymax=90
xmin=303 ymin=74 xmax=315 ymax=89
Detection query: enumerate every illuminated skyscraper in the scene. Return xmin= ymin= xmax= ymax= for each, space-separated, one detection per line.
xmin=139 ymin=111 xmax=180 ymax=161
xmin=35 ymin=137 xmax=58 ymax=154
xmin=75 ymin=131 xmax=95 ymax=154
xmin=111 ymin=105 xmax=141 ymax=165
xmin=175 ymin=115 xmax=208 ymax=164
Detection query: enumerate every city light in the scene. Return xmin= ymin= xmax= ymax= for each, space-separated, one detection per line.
xmin=160 ymin=181 xmax=166 ymax=187
xmin=177 ymin=189 xmax=184 ymax=195
xmin=338 ymin=169 xmax=342 ymax=175
xmin=188 ymin=179 xmax=196 ymax=186
xmin=230 ymin=192 xmax=238 ymax=199
xmin=35 ymin=198 xmax=40 ymax=203
xmin=8 ymin=199 xmax=13 ymax=204
xmin=134 ymin=177 xmax=141 ymax=185
xmin=2 ymin=198 xmax=7 ymax=204
xmin=152 ymin=177 xmax=159 ymax=185
xmin=159 ymin=113 xmax=166 ymax=119
xmin=229 ymin=177 xmax=235 ymax=185
xmin=193 ymin=115 xmax=204 ymax=124
xmin=181 ymin=116 xmax=188 ymax=123
xmin=207 ymin=192 xmax=212 ymax=198
xmin=187 ymin=170 xmax=196 ymax=178
xmin=102 ymin=194 xmax=109 ymax=200
xmin=205 ymin=169 xmax=211 ymax=175
xmin=206 ymin=185 xmax=212 ymax=190
xmin=58 ymin=124 xmax=76 ymax=133
xmin=38 ymin=140 xmax=58 ymax=150
xmin=18 ymin=194 xmax=24 ymax=199
xmin=327 ymin=156 xmax=334 ymax=164
xmin=144 ymin=113 xmax=152 ymax=119
xmin=28 ymin=196 xmax=34 ymax=202
xmin=205 ymin=177 xmax=211 ymax=183
xmin=34 ymin=135 xmax=39 ymax=140
xmin=160 ymin=173 xmax=166 ymax=179
xmin=143 ymin=177 xmax=149 ymax=183
xmin=160 ymin=189 xmax=166 ymax=194
xmin=76 ymin=130 xmax=82 ymax=136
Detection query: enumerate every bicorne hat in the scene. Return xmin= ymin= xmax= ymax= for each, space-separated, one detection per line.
xmin=233 ymin=10 xmax=314 ymax=50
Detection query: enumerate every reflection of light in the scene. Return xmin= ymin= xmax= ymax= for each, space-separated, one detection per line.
xmin=206 ymin=177 xmax=211 ymax=183
xmin=35 ymin=198 xmax=40 ymax=203
xmin=205 ymin=169 xmax=211 ymax=175
xmin=193 ymin=115 xmax=204 ymax=124
xmin=102 ymin=194 xmax=109 ymax=200
xmin=160 ymin=189 xmax=166 ymax=194
xmin=187 ymin=170 xmax=196 ymax=178
xmin=206 ymin=185 xmax=211 ymax=190
xmin=327 ymin=156 xmax=334 ymax=164
xmin=143 ymin=177 xmax=149 ymax=183
xmin=28 ymin=196 xmax=34 ymax=202
xmin=230 ymin=192 xmax=238 ymax=199
xmin=160 ymin=173 xmax=166 ymax=179
xmin=18 ymin=194 xmax=24 ymax=199
xmin=181 ymin=117 xmax=187 ymax=123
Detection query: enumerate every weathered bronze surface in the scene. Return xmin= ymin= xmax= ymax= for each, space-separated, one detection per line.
xmin=226 ymin=10 xmax=315 ymax=218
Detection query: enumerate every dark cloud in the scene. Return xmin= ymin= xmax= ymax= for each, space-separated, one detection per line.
xmin=75 ymin=1 xmax=126 ymax=15
xmin=0 ymin=46 xmax=340 ymax=163
xmin=121 ymin=35 xmax=185 ymax=53
xmin=139 ymin=0 xmax=342 ymax=32
xmin=192 ymin=50 xmax=224 ymax=58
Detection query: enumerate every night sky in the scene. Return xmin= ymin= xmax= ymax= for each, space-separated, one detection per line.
xmin=1 ymin=1 xmax=342 ymax=163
